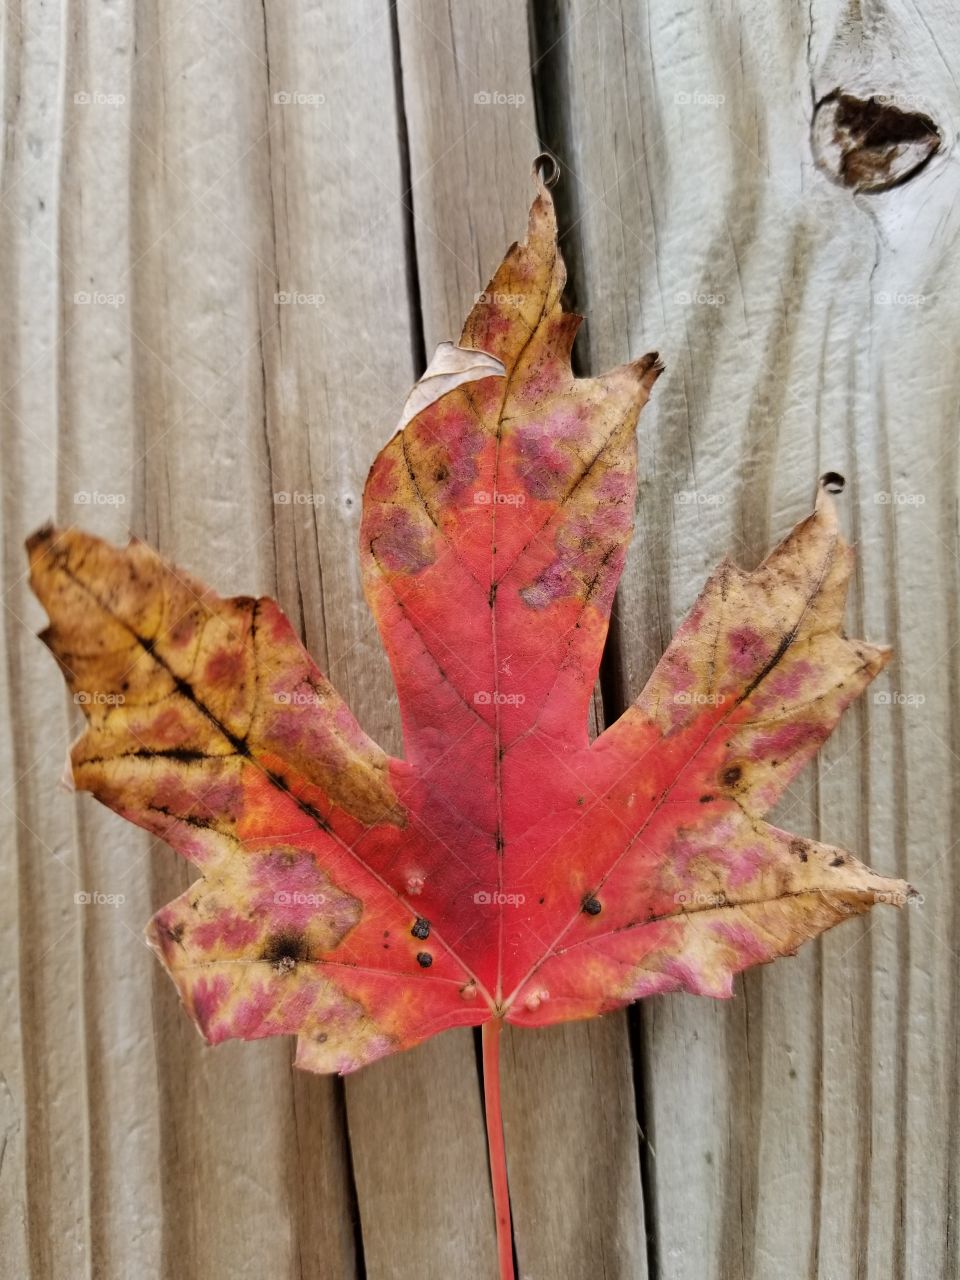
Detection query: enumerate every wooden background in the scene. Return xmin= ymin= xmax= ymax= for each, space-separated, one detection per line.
xmin=2 ymin=2 xmax=958 ymax=1277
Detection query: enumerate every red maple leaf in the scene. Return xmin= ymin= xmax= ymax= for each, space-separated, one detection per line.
xmin=27 ymin=171 xmax=908 ymax=1278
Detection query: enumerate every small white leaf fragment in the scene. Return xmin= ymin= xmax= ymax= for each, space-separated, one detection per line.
xmin=395 ymin=342 xmax=505 ymax=435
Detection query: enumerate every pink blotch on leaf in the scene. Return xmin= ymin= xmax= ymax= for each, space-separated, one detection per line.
xmin=248 ymin=849 xmax=362 ymax=941
xmin=514 ymin=359 xmax=560 ymax=406
xmin=230 ymin=981 xmax=274 ymax=1038
xmin=190 ymin=974 xmax=231 ymax=1035
xmin=411 ymin=402 xmax=484 ymax=502
xmin=728 ymin=627 xmax=771 ymax=677
xmin=662 ymin=955 xmax=710 ymax=994
xmin=597 ymin=469 xmax=632 ymax=503
xmin=745 ymin=660 xmax=818 ymax=713
xmin=205 ymin=646 xmax=246 ymax=687
xmin=515 ymin=408 xmax=588 ymax=499
xmin=476 ymin=308 xmax=514 ymax=347
xmin=152 ymin=772 xmax=243 ymax=823
xmin=371 ymin=508 xmax=435 ymax=574
xmin=365 ymin=451 xmax=399 ymax=503
xmin=520 ymin=562 xmax=573 ymax=610
xmin=167 ymin=614 xmax=199 ymax=648
xmin=141 ymin=705 xmax=192 ymax=748
xmin=752 ymin=720 xmax=826 ymax=761
xmin=193 ymin=912 xmax=261 ymax=954
xmin=714 ymin=919 xmax=772 ymax=965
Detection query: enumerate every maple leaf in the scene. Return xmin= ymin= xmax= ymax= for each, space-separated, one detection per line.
xmin=28 ymin=167 xmax=909 ymax=1279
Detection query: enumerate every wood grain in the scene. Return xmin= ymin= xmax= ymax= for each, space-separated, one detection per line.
xmin=2 ymin=1 xmax=956 ymax=1277
xmin=541 ymin=2 xmax=960 ymax=1277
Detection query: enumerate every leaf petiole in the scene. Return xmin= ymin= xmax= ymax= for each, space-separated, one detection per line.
xmin=481 ymin=1017 xmax=515 ymax=1280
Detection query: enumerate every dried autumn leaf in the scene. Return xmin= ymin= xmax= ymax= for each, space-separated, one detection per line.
xmin=28 ymin=176 xmax=909 ymax=1062
xmin=27 ymin=171 xmax=908 ymax=1277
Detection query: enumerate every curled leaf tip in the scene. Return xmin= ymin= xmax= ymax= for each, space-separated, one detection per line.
xmin=532 ymin=151 xmax=560 ymax=189
xmin=631 ymin=350 xmax=664 ymax=388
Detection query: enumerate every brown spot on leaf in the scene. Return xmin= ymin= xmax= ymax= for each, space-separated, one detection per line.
xmin=261 ymin=930 xmax=311 ymax=971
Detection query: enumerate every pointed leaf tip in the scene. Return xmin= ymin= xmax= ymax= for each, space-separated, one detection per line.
xmin=630 ymin=351 xmax=664 ymax=390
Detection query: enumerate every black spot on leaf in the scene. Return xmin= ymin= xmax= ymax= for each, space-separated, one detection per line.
xmin=261 ymin=930 xmax=311 ymax=971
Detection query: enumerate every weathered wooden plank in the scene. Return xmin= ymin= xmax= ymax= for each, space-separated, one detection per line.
xmin=126 ymin=3 xmax=344 ymax=1276
xmin=0 ymin=5 xmax=79 ymax=1273
xmin=1 ymin=3 xmax=164 ymax=1277
xmin=57 ymin=7 xmax=166 ymax=1278
xmin=0 ymin=5 xmax=50 ymax=1274
xmin=395 ymin=5 xmax=650 ymax=1276
xmin=256 ymin=5 xmax=499 ymax=1280
xmin=542 ymin=2 xmax=960 ymax=1277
